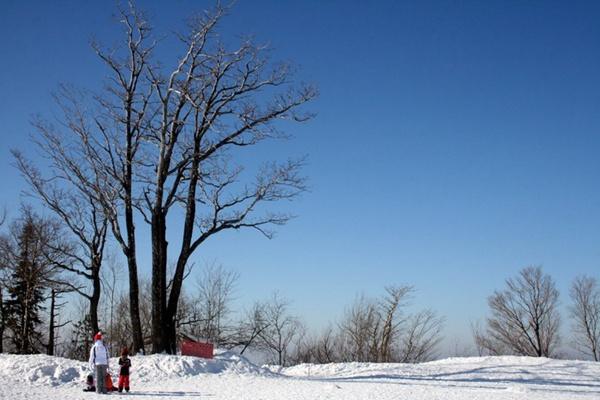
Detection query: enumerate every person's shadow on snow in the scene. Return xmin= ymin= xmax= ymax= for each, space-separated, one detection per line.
xmin=125 ymin=391 xmax=214 ymax=397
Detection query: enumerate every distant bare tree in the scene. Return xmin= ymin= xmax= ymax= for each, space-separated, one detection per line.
xmin=570 ymin=276 xmax=600 ymax=361
xmin=338 ymin=286 xmax=443 ymax=363
xmin=339 ymin=294 xmax=381 ymax=362
xmin=258 ymin=293 xmax=302 ymax=366
xmin=291 ymin=325 xmax=341 ymax=364
xmin=193 ymin=264 xmax=239 ymax=345
xmin=398 ymin=309 xmax=444 ymax=363
xmin=234 ymin=301 xmax=270 ymax=355
xmin=313 ymin=326 xmax=340 ymax=363
xmin=379 ymin=285 xmax=412 ymax=362
xmin=289 ymin=334 xmax=316 ymax=364
xmin=485 ymin=266 xmax=560 ymax=357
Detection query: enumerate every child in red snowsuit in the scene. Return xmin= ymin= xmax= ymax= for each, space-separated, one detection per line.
xmin=118 ymin=347 xmax=132 ymax=393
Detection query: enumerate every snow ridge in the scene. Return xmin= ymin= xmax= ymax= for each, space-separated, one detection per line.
xmin=0 ymin=350 xmax=270 ymax=387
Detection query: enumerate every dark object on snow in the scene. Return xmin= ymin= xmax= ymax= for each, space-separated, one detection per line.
xmin=83 ymin=373 xmax=95 ymax=392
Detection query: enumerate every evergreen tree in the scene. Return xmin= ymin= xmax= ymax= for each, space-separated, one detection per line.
xmin=4 ymin=220 xmax=46 ymax=354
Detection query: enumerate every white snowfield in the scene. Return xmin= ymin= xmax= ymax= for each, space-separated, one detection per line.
xmin=0 ymin=351 xmax=599 ymax=399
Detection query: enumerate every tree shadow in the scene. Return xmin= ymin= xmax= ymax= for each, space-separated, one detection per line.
xmin=296 ymin=363 xmax=600 ymax=395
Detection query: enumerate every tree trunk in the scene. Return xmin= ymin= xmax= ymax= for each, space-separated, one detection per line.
xmin=151 ymin=211 xmax=168 ymax=353
xmin=125 ymin=185 xmax=144 ymax=355
xmin=127 ymin=249 xmax=144 ymax=354
xmin=163 ymin=317 xmax=178 ymax=355
xmin=89 ymin=261 xmax=101 ymax=335
xmin=163 ymin=249 xmax=192 ymax=354
xmin=47 ymin=289 xmax=56 ymax=356
xmin=21 ymin=278 xmax=30 ymax=354
xmin=163 ymin=142 xmax=200 ymax=355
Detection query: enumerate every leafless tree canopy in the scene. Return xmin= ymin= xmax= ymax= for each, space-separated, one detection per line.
xmin=13 ymin=149 xmax=109 ymax=335
xmin=257 ymin=293 xmax=303 ymax=367
xmin=570 ymin=275 xmax=600 ymax=361
xmin=479 ymin=266 xmax=560 ymax=357
xmin=23 ymin=2 xmax=316 ymax=354
xmin=398 ymin=309 xmax=445 ymax=363
xmin=335 ymin=286 xmax=444 ymax=363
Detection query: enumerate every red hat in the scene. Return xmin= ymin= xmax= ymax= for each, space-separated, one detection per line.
xmin=94 ymin=332 xmax=102 ymax=341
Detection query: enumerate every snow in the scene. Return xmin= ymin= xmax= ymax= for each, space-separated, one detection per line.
xmin=0 ymin=352 xmax=599 ymax=399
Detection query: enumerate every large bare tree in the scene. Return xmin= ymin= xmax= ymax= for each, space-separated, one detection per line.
xmin=570 ymin=275 xmax=600 ymax=361
xmin=138 ymin=6 xmax=314 ymax=354
xmin=29 ymin=3 xmax=315 ymax=354
xmin=484 ymin=266 xmax=560 ymax=357
xmin=111 ymin=4 xmax=314 ymax=353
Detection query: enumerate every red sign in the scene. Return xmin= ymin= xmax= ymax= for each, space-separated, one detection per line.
xmin=181 ymin=340 xmax=214 ymax=359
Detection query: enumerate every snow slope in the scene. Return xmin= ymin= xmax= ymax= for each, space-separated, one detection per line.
xmin=0 ymin=352 xmax=599 ymax=399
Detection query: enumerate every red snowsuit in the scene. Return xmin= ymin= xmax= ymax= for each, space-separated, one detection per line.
xmin=118 ymin=356 xmax=131 ymax=392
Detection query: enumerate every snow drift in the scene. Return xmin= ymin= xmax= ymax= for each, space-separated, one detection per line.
xmin=280 ymin=355 xmax=600 ymax=392
xmin=0 ymin=350 xmax=269 ymax=387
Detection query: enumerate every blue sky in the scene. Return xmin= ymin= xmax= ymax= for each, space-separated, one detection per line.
xmin=1 ymin=0 xmax=600 ymax=353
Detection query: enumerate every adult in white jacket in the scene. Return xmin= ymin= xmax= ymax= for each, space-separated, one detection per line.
xmin=89 ymin=332 xmax=110 ymax=394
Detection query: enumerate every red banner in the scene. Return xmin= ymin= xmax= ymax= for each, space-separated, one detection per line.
xmin=181 ymin=340 xmax=214 ymax=359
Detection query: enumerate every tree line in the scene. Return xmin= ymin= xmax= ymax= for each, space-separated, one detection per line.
xmin=0 ymin=209 xmax=599 ymax=363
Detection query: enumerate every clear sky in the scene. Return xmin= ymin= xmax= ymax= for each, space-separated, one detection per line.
xmin=1 ymin=0 xmax=599 ymax=354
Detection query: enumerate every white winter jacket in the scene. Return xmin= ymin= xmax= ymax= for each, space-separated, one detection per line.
xmin=89 ymin=340 xmax=110 ymax=369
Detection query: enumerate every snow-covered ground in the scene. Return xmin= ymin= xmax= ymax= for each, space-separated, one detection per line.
xmin=0 ymin=351 xmax=599 ymax=399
